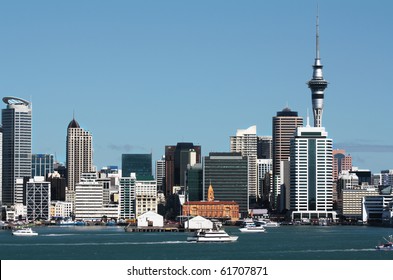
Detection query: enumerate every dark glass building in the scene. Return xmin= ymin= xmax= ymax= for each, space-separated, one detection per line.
xmin=186 ymin=163 xmax=203 ymax=202
xmin=165 ymin=143 xmax=201 ymax=197
xmin=257 ymin=136 xmax=272 ymax=159
xmin=122 ymin=154 xmax=153 ymax=180
xmin=203 ymin=152 xmax=248 ymax=217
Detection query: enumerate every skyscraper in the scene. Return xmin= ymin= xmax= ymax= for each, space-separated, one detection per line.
xmin=333 ymin=149 xmax=352 ymax=181
xmin=307 ymin=13 xmax=328 ymax=128
xmin=272 ymin=107 xmax=303 ymax=209
xmin=66 ymin=118 xmax=93 ymax=203
xmin=0 ymin=126 xmax=2 ymax=209
xmin=155 ymin=156 xmax=165 ymax=192
xmin=290 ymin=125 xmax=335 ymax=220
xmin=203 ymin=152 xmax=248 ymax=217
xmin=119 ymin=174 xmax=136 ymax=220
xmin=122 ymin=154 xmax=153 ymax=180
xmin=2 ymin=97 xmax=32 ymax=206
xmin=230 ymin=125 xmax=258 ymax=201
xmin=164 ymin=143 xmax=201 ymax=197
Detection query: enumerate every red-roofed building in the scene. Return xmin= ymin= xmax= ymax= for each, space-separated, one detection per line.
xmin=182 ymin=184 xmax=240 ymax=221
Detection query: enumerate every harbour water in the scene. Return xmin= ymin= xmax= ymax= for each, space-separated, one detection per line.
xmin=1 ymin=225 xmax=392 ymax=260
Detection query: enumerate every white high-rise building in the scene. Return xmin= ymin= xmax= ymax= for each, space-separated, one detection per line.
xmin=74 ymin=173 xmax=118 ymax=221
xmin=2 ymin=97 xmax=32 ymax=206
xmin=155 ymin=156 xmax=165 ymax=192
xmin=135 ymin=180 xmax=157 ymax=217
xmin=230 ymin=125 xmax=258 ymax=200
xmin=66 ymin=118 xmax=93 ymax=205
xmin=290 ymin=125 xmax=336 ymax=220
xmin=119 ymin=174 xmax=136 ymax=220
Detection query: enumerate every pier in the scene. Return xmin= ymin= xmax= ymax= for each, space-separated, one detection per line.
xmin=124 ymin=226 xmax=183 ymax=233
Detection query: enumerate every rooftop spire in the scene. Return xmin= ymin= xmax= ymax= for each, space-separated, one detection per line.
xmin=316 ymin=4 xmax=320 ymax=60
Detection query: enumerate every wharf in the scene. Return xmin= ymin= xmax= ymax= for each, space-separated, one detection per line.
xmin=124 ymin=226 xmax=183 ymax=233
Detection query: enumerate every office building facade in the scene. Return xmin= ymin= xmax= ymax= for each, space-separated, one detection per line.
xmin=32 ymin=154 xmax=54 ymax=178
xmin=290 ymin=126 xmax=335 ymax=220
xmin=26 ymin=176 xmax=51 ymax=221
xmin=203 ymin=152 xmax=248 ymax=217
xmin=257 ymin=136 xmax=272 ymax=159
xmin=272 ymin=107 xmax=303 ymax=209
xmin=155 ymin=156 xmax=165 ymax=192
xmin=122 ymin=154 xmax=153 ymax=180
xmin=333 ymin=149 xmax=352 ymax=181
xmin=66 ymin=118 xmax=93 ymax=203
xmin=186 ymin=163 xmax=203 ymax=202
xmin=135 ymin=180 xmax=157 ymax=217
xmin=165 ymin=143 xmax=201 ymax=197
xmin=119 ymin=175 xmax=136 ymax=220
xmin=2 ymin=97 xmax=32 ymax=206
xmin=230 ymin=125 xmax=258 ymax=201
xmin=74 ymin=173 xmax=118 ymax=221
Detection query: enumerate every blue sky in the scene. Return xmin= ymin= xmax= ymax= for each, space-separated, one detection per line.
xmin=1 ymin=0 xmax=392 ymax=173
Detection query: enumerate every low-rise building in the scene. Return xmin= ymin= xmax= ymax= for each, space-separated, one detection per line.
xmin=183 ymin=216 xmax=213 ymax=230
xmin=74 ymin=173 xmax=119 ymax=221
xmin=51 ymin=201 xmax=73 ymax=219
xmin=362 ymin=195 xmax=393 ymax=224
xmin=182 ymin=184 xmax=240 ymax=221
xmin=137 ymin=211 xmax=164 ymax=227
xmin=340 ymin=185 xmax=379 ymax=220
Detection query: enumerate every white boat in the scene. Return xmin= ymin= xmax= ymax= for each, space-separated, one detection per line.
xmin=12 ymin=228 xmax=38 ymax=236
xmin=256 ymin=219 xmax=280 ymax=228
xmin=239 ymin=221 xmax=266 ymax=233
xmin=188 ymin=228 xmax=238 ymax=242
xmin=57 ymin=219 xmax=76 ymax=226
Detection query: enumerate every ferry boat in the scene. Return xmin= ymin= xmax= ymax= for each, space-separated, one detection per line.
xmin=187 ymin=228 xmax=239 ymax=242
xmin=375 ymin=235 xmax=393 ymax=250
xmin=12 ymin=228 xmax=38 ymax=236
xmin=239 ymin=220 xmax=266 ymax=233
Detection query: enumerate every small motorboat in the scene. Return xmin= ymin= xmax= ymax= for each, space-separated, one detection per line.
xmin=12 ymin=228 xmax=38 ymax=236
xmin=375 ymin=235 xmax=393 ymax=250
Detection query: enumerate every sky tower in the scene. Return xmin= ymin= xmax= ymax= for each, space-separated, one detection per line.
xmin=308 ymin=12 xmax=328 ymax=128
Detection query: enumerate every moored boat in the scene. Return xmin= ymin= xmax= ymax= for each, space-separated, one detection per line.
xmin=12 ymin=228 xmax=38 ymax=236
xmin=257 ymin=220 xmax=280 ymax=228
xmin=239 ymin=221 xmax=266 ymax=233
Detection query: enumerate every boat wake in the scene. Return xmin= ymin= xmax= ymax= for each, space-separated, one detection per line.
xmin=2 ymin=240 xmax=189 ymax=246
xmin=277 ymin=248 xmax=376 ymax=253
xmin=42 ymin=234 xmax=80 ymax=237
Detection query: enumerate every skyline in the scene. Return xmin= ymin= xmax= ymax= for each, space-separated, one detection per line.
xmin=1 ymin=1 xmax=392 ymax=173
